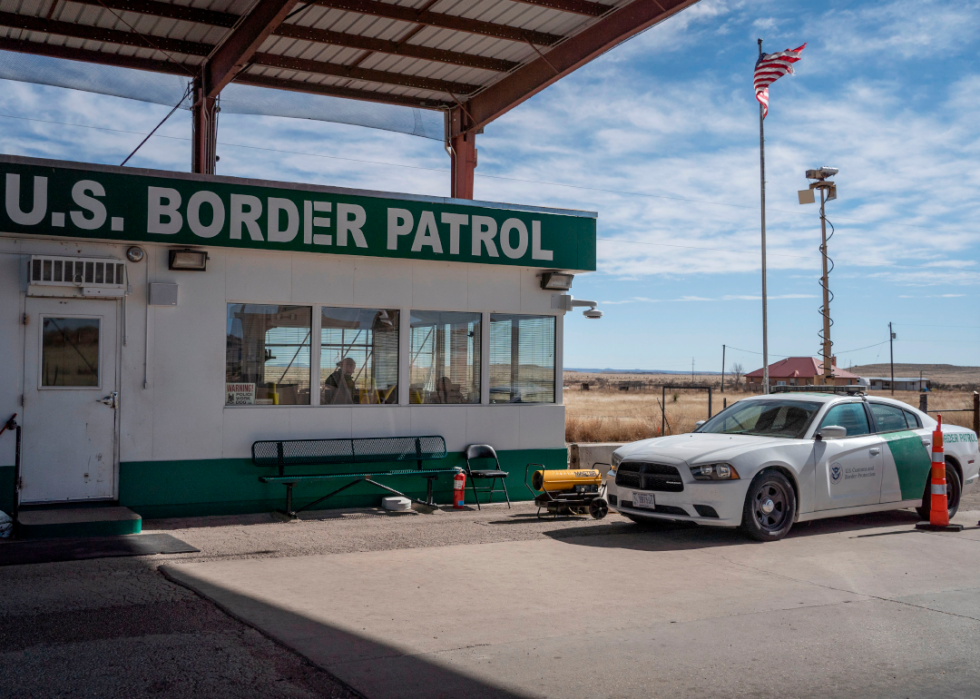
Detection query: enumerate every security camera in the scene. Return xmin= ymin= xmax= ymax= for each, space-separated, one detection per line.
xmin=806 ymin=167 xmax=839 ymax=180
xmin=583 ymin=309 xmax=603 ymax=319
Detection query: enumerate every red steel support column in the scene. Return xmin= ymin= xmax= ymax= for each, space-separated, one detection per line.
xmin=191 ymin=78 xmax=218 ymax=175
xmin=449 ymin=109 xmax=476 ymax=199
xmin=450 ymin=132 xmax=476 ymax=199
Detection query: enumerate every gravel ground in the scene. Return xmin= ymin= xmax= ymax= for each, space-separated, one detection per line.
xmin=0 ymin=503 xmax=623 ymax=699
xmin=2 ymin=498 xmax=978 ymax=699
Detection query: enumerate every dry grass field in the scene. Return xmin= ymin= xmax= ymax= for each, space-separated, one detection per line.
xmin=564 ymin=372 xmax=978 ymax=443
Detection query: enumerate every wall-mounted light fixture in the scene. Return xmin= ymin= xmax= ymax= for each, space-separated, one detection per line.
xmin=540 ymin=272 xmax=574 ymax=291
xmin=168 ymin=249 xmax=208 ymax=271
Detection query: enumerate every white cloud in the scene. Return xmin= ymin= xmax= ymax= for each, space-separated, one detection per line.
xmin=802 ymin=0 xmax=980 ymax=61
xmin=479 ymin=29 xmax=980 ymax=283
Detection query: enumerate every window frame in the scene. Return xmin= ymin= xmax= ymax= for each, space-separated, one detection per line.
xmin=318 ymin=306 xmax=401 ymax=408
xmin=37 ymin=314 xmax=103 ymax=391
xmin=223 ymin=302 xmax=561 ymax=409
xmin=903 ymin=409 xmax=923 ymax=429
xmin=816 ymin=400 xmax=874 ymax=439
xmin=865 ymin=401 xmax=921 ymax=433
xmin=488 ymin=313 xmax=557 ymax=405
xmin=408 ymin=309 xmax=483 ymax=406
xmin=224 ymin=302 xmax=315 ymax=408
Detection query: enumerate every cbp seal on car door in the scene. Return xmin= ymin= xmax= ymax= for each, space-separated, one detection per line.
xmin=831 ymin=462 xmax=843 ymax=484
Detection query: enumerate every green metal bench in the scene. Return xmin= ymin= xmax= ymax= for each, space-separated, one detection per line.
xmin=252 ymin=435 xmax=455 ymax=517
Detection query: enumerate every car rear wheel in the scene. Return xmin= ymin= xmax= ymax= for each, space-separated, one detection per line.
xmin=740 ymin=470 xmax=796 ymax=542
xmin=916 ymin=458 xmax=961 ymax=521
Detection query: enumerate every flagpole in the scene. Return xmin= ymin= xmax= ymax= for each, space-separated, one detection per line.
xmin=757 ymin=38 xmax=769 ymax=395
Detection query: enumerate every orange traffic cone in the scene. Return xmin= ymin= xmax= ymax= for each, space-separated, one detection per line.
xmin=916 ymin=414 xmax=964 ymax=532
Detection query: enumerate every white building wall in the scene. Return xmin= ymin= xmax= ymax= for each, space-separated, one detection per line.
xmin=0 ymin=235 xmax=568 ymax=473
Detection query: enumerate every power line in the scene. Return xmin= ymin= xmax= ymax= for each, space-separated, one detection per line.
xmin=121 ymin=86 xmax=191 ymax=166
xmin=723 ymin=345 xmax=791 ymax=359
xmin=893 ymin=323 xmax=980 ymax=330
xmin=833 ymin=340 xmax=889 ymax=354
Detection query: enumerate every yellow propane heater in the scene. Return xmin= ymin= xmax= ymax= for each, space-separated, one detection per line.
xmin=525 ymin=463 xmax=608 ymax=519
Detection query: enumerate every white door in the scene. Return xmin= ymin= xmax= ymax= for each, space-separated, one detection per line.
xmin=814 ymin=401 xmax=884 ymax=510
xmin=22 ymin=297 xmax=118 ymax=502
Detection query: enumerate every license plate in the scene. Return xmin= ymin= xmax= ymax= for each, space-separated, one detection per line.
xmin=632 ymin=492 xmax=656 ymax=509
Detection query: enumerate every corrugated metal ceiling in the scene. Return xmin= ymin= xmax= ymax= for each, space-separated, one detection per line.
xmin=0 ymin=0 xmax=637 ymax=108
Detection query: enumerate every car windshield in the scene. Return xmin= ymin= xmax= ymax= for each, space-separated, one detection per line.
xmin=696 ymin=399 xmax=822 ymax=439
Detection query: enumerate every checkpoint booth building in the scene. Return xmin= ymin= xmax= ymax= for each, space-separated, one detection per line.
xmin=0 ymin=155 xmax=596 ymax=517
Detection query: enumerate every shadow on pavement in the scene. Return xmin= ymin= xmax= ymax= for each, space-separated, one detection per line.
xmin=542 ymin=509 xmax=924 ymax=551
xmin=162 ymin=566 xmax=532 ymax=699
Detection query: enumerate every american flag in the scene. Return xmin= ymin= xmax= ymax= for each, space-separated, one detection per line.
xmin=754 ymin=44 xmax=805 ymax=118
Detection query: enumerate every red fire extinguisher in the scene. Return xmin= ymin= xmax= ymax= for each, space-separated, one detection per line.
xmin=453 ymin=471 xmax=466 ymax=509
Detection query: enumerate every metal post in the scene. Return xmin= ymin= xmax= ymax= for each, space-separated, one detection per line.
xmin=820 ymin=187 xmax=832 ymax=385
xmin=721 ymin=344 xmax=725 ymax=393
xmin=450 ymin=108 xmax=477 ymax=200
xmin=191 ymin=78 xmax=218 ymax=175
xmin=707 ymin=388 xmax=712 ymax=418
xmin=889 ymin=321 xmax=895 ymax=395
xmin=758 ymin=39 xmax=769 ymax=395
xmin=12 ymin=424 xmax=21 ymax=538
xmin=919 ymin=393 xmax=928 ymax=413
xmin=973 ymin=392 xmax=979 ymax=438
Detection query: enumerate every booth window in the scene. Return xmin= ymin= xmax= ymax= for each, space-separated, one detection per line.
xmin=41 ymin=317 xmax=100 ymax=387
xmin=410 ymin=311 xmax=481 ymax=404
xmin=226 ymin=304 xmax=312 ymax=405
xmin=489 ymin=315 xmax=556 ymax=403
xmin=320 ymin=308 xmax=399 ymax=405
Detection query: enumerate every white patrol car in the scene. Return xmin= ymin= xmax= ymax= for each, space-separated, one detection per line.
xmin=606 ymin=390 xmax=979 ymax=541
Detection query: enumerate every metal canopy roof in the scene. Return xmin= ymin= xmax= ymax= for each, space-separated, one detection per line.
xmin=0 ymin=0 xmax=698 ymax=130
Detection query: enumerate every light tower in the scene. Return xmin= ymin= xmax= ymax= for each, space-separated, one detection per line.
xmin=799 ymin=168 xmax=839 ymax=385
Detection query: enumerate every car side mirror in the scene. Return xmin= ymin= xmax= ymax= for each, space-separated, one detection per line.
xmin=816 ymin=425 xmax=847 ymax=440
xmin=695 ymin=420 xmax=705 ymax=428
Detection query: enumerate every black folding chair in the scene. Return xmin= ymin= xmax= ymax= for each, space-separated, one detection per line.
xmin=464 ymin=444 xmax=511 ymax=509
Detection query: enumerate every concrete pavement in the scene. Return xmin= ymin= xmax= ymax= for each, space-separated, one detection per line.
xmin=162 ymin=507 xmax=980 ymax=699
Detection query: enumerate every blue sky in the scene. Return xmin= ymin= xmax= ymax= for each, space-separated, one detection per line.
xmin=1 ymin=0 xmax=978 ymax=373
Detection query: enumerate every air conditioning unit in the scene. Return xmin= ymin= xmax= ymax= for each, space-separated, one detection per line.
xmin=28 ymin=255 xmax=127 ymax=298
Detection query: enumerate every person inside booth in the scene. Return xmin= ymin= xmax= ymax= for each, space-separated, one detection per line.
xmin=324 ymin=357 xmax=359 ymax=404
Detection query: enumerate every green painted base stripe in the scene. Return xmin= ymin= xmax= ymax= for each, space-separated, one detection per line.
xmin=17 ymin=518 xmax=142 ymax=539
xmin=120 ymin=448 xmax=567 ymax=519
xmin=882 ymin=431 xmax=931 ymax=501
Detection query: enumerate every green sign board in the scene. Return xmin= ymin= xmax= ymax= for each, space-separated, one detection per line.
xmin=0 ymin=157 xmax=597 ymax=271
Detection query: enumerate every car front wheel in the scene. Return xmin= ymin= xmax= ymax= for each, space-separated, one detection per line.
xmin=740 ymin=469 xmax=796 ymax=542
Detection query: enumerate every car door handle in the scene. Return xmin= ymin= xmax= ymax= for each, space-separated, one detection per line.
xmin=869 ymin=448 xmax=881 ymax=455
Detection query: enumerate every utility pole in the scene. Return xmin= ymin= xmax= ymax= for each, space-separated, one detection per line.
xmin=799 ymin=167 xmax=839 ymax=386
xmin=758 ymin=39 xmax=770 ymax=395
xmin=721 ymin=345 xmax=726 ymax=393
xmin=819 ymin=186 xmax=832 ymax=385
xmin=889 ymin=322 xmax=895 ymax=395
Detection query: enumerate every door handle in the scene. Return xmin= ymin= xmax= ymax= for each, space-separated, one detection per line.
xmin=99 ymin=391 xmax=118 ymax=409
xmin=869 ymin=448 xmax=881 ymax=455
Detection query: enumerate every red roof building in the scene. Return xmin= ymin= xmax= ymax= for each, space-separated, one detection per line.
xmin=745 ymin=357 xmax=859 ymax=387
